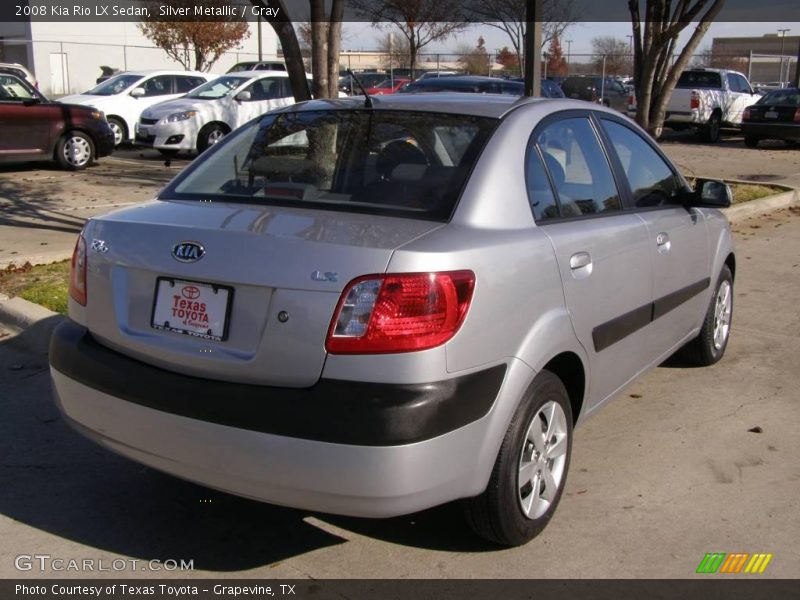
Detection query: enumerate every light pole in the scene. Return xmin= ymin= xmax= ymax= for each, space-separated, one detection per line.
xmin=566 ymin=39 xmax=572 ymax=66
xmin=778 ymin=28 xmax=790 ymax=86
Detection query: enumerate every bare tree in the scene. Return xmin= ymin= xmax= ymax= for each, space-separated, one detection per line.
xmin=351 ymin=0 xmax=469 ymax=78
xmin=456 ymin=37 xmax=492 ymax=75
xmin=629 ymin=0 xmax=726 ymax=137
xmin=591 ymin=36 xmax=633 ymax=76
xmin=138 ymin=1 xmax=250 ymax=72
xmin=466 ymin=0 xmax=579 ymax=73
xmin=376 ymin=32 xmax=413 ymax=70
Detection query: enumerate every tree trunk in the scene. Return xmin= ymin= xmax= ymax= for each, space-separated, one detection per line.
xmin=326 ymin=0 xmax=344 ymax=98
xmin=258 ymin=0 xmax=311 ymax=102
xmin=310 ymin=0 xmax=328 ymax=99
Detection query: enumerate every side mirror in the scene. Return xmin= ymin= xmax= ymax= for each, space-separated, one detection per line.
xmin=690 ymin=178 xmax=732 ymax=208
xmin=235 ymin=90 xmax=251 ymax=102
xmin=130 ymin=87 xmax=145 ymax=98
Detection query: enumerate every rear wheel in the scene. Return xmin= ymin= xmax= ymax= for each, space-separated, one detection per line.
xmin=744 ymin=135 xmax=760 ymax=148
xmin=55 ymin=131 xmax=95 ymax=170
xmin=464 ymin=370 xmax=572 ymax=546
xmin=197 ymin=123 xmax=227 ymax=153
xmin=702 ymin=112 xmax=722 ymax=143
xmin=679 ymin=265 xmax=733 ymax=366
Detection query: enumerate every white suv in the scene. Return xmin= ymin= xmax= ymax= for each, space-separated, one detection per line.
xmin=58 ymin=70 xmax=211 ymax=147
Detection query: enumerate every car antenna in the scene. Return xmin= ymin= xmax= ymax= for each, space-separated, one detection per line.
xmin=346 ymin=68 xmax=373 ymax=108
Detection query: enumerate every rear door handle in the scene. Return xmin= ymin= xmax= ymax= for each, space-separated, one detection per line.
xmin=656 ymin=232 xmax=671 ymax=253
xmin=570 ymin=252 xmax=592 ymax=270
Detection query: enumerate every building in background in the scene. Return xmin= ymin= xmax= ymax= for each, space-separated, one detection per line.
xmin=711 ymin=33 xmax=799 ymax=85
xmin=0 ymin=20 xmax=278 ymax=96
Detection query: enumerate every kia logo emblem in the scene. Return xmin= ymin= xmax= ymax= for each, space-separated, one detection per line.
xmin=181 ymin=285 xmax=200 ymax=300
xmin=172 ymin=242 xmax=205 ymax=263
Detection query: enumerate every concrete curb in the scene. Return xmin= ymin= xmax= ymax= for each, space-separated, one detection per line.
xmin=0 ymin=251 xmax=72 ymax=270
xmin=0 ymin=295 xmax=62 ymax=355
xmin=723 ymin=188 xmax=799 ymax=223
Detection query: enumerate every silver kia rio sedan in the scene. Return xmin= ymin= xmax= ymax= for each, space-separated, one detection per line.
xmin=50 ymin=94 xmax=735 ymax=546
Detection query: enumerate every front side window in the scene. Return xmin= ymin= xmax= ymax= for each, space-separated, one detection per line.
xmin=0 ymin=74 xmax=38 ymax=100
xmin=535 ymin=117 xmax=621 ymax=217
xmin=85 ymin=73 xmax=142 ymax=96
xmin=175 ymin=76 xmax=206 ymax=93
xmin=167 ymin=110 xmax=497 ymax=221
xmin=186 ymin=76 xmax=249 ymax=100
xmin=141 ymin=75 xmax=173 ymax=97
xmin=601 ymin=119 xmax=682 ymax=208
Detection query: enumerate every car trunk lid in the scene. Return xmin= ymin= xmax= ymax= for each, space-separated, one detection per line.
xmin=83 ymin=200 xmax=443 ymax=387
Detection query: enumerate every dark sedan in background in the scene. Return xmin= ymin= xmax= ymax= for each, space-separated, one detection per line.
xmin=398 ymin=76 xmax=565 ymax=98
xmin=742 ymin=88 xmax=800 ymax=148
xmin=0 ymin=73 xmax=114 ymax=170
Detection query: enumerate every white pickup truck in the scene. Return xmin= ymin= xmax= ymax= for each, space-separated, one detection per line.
xmin=661 ymin=68 xmax=762 ymax=142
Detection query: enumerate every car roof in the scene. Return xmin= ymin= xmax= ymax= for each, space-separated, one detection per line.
xmin=282 ymin=93 xmax=559 ymax=119
xmin=116 ymin=70 xmax=209 ymax=77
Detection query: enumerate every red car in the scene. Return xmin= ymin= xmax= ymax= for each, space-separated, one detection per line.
xmin=366 ymin=78 xmax=411 ymax=95
xmin=0 ymin=73 xmax=115 ymax=170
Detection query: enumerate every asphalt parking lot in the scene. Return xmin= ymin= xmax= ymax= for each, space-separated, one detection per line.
xmin=0 ymin=135 xmax=799 ymax=579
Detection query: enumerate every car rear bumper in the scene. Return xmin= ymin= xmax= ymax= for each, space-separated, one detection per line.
xmin=742 ymin=122 xmax=800 ymax=141
xmin=49 ymin=320 xmax=513 ymax=517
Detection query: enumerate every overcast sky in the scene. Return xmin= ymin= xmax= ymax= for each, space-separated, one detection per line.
xmin=340 ymin=21 xmax=800 ymax=56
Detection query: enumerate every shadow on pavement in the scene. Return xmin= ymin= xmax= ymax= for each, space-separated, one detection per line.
xmin=0 ymin=320 xmax=493 ymax=573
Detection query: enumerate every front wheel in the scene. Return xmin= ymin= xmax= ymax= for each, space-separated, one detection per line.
xmin=679 ymin=265 xmax=733 ymax=366
xmin=464 ymin=370 xmax=573 ymax=546
xmin=55 ymin=131 xmax=95 ymax=170
xmin=107 ymin=117 xmax=125 ymax=147
xmin=197 ymin=124 xmax=227 ymax=153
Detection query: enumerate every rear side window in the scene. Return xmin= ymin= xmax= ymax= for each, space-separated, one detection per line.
xmin=168 ymin=110 xmax=498 ymax=221
xmin=535 ymin=117 xmax=621 ymax=217
xmin=175 ymin=76 xmax=206 ymax=93
xmin=526 ymin=147 xmax=559 ymax=221
xmin=677 ymin=71 xmax=722 ymax=89
xmin=601 ymin=119 xmax=682 ymax=208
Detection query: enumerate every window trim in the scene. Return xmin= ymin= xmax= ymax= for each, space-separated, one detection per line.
xmin=593 ymin=112 xmax=693 ymax=213
xmin=525 ymin=109 xmax=626 ymax=224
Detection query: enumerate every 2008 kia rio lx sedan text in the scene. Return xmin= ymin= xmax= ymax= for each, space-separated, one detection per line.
xmin=49 ymin=94 xmax=735 ymax=546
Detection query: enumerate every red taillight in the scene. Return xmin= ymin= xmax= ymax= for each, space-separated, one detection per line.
xmin=794 ymin=108 xmax=800 ymax=123
xmin=743 ymin=107 xmax=751 ymax=121
xmin=690 ymin=90 xmax=700 ymax=110
xmin=68 ymin=236 xmax=87 ymax=306
xmin=326 ymin=271 xmax=475 ymax=354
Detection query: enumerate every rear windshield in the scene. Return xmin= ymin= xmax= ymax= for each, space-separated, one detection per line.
xmin=166 ymin=110 xmax=497 ymax=221
xmin=756 ymin=90 xmax=800 ymax=106
xmin=676 ymin=71 xmax=722 ymax=89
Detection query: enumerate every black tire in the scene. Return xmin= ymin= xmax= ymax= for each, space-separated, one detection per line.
xmin=464 ymin=370 xmax=573 ymax=547
xmin=157 ymin=148 xmax=180 ymax=157
xmin=679 ymin=265 xmax=733 ymax=366
xmin=744 ymin=135 xmax=760 ymax=148
xmin=197 ymin=123 xmax=227 ymax=153
xmin=107 ymin=117 xmax=126 ymax=147
xmin=55 ymin=131 xmax=95 ymax=170
xmin=702 ymin=112 xmax=722 ymax=143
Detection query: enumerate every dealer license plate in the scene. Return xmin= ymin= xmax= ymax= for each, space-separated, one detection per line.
xmin=151 ymin=278 xmax=232 ymax=341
